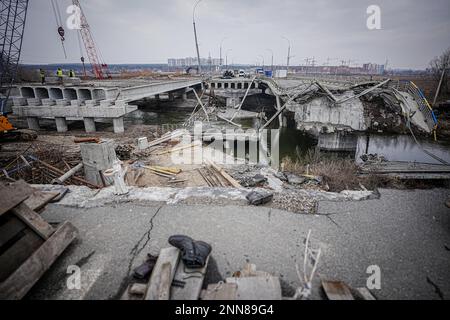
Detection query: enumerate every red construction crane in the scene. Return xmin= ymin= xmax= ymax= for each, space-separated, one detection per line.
xmin=72 ymin=0 xmax=110 ymax=79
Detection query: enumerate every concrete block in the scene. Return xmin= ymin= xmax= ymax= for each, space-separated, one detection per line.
xmin=80 ymin=139 xmax=117 ymax=171
xmin=42 ymin=98 xmax=56 ymax=106
xmin=136 ymin=137 xmax=148 ymax=150
xmin=83 ymin=117 xmax=96 ymax=133
xmin=115 ymin=100 xmax=127 ymax=108
xmin=27 ymin=117 xmax=40 ymax=130
xmin=27 ymin=98 xmax=41 ymax=106
xmin=71 ymin=100 xmax=83 ymax=107
xmin=85 ymin=100 xmax=99 ymax=107
xmin=13 ymin=97 xmax=27 ymax=106
xmin=113 ymin=117 xmax=124 ymax=134
xmin=100 ymin=99 xmax=114 ymax=108
xmin=56 ymin=99 xmax=70 ymax=107
xmin=55 ymin=117 xmax=68 ymax=133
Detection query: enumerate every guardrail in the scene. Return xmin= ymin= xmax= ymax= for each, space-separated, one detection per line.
xmin=390 ymin=80 xmax=438 ymax=138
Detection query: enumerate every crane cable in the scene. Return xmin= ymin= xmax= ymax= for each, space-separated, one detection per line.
xmin=50 ymin=0 xmax=67 ymax=58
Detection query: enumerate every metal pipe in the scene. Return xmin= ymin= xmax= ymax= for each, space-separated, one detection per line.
xmin=51 ymin=163 xmax=83 ymax=185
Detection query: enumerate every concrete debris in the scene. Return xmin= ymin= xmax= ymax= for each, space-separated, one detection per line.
xmin=115 ymin=144 xmax=134 ymax=160
xmin=246 ymin=190 xmax=274 ymax=205
xmin=285 ymin=173 xmax=307 ymax=185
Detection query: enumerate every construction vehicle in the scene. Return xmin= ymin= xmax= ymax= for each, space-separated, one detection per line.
xmin=0 ymin=115 xmax=37 ymax=141
xmin=0 ymin=0 xmax=36 ymax=141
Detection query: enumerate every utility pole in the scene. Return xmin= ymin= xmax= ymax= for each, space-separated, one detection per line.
xmin=433 ymin=67 xmax=447 ymax=105
xmin=219 ymin=37 xmax=227 ymax=71
xmin=192 ymin=0 xmax=203 ymax=73
xmin=282 ymin=36 xmax=291 ymax=73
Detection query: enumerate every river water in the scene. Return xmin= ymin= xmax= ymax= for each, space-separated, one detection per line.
xmin=125 ymin=108 xmax=450 ymax=165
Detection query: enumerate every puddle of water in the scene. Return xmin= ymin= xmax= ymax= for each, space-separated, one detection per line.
xmin=125 ymin=107 xmax=450 ymax=165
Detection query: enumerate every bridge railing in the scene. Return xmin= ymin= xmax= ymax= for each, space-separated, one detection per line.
xmin=404 ymin=81 xmax=438 ymax=137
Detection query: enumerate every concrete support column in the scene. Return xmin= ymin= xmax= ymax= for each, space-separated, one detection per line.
xmin=168 ymin=92 xmax=175 ymax=101
xmin=226 ymin=97 xmax=241 ymax=108
xmin=155 ymin=94 xmax=160 ymax=100
xmin=55 ymin=117 xmax=68 ymax=133
xmin=27 ymin=117 xmax=40 ymax=131
xmin=113 ymin=117 xmax=124 ymax=134
xmin=84 ymin=117 xmax=96 ymax=133
xmin=181 ymin=88 xmax=188 ymax=101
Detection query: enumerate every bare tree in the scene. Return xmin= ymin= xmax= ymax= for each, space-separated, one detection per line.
xmin=430 ymin=47 xmax=450 ymax=97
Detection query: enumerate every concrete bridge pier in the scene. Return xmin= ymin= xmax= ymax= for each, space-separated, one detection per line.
xmin=226 ymin=96 xmax=241 ymax=108
xmin=55 ymin=117 xmax=68 ymax=133
xmin=113 ymin=118 xmax=125 ymax=134
xmin=84 ymin=118 xmax=96 ymax=133
xmin=27 ymin=117 xmax=40 ymax=131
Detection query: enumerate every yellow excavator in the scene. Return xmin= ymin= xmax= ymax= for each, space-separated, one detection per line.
xmin=0 ymin=114 xmax=37 ymax=141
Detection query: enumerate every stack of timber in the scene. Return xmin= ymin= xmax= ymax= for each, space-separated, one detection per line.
xmin=0 ymin=180 xmax=78 ymax=299
xmin=197 ymin=160 xmax=242 ymax=188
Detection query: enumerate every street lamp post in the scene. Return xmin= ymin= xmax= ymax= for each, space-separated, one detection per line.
xmin=281 ymin=36 xmax=291 ymax=73
xmin=193 ymin=0 xmax=203 ymax=73
xmin=258 ymin=55 xmax=264 ymax=69
xmin=266 ymin=48 xmax=274 ymax=71
xmin=225 ymin=49 xmax=232 ymax=69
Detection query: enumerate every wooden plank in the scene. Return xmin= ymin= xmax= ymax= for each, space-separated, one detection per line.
xmin=356 ymin=287 xmax=376 ymax=300
xmin=121 ymin=283 xmax=147 ymax=300
xmin=23 ymin=191 xmax=59 ymax=212
xmin=0 ymin=215 xmax=27 ymax=249
xmin=202 ymin=283 xmax=237 ymax=300
xmin=226 ymin=276 xmax=282 ymax=300
xmin=144 ymin=247 xmax=180 ymax=300
xmin=322 ymin=280 xmax=354 ymax=300
xmin=157 ymin=263 xmax=172 ymax=300
xmin=0 ymin=221 xmax=78 ymax=300
xmin=0 ymin=229 xmax=43 ymax=283
xmin=171 ymin=255 xmax=210 ymax=300
xmin=0 ymin=180 xmax=34 ymax=216
xmin=12 ymin=203 xmax=54 ymax=240
xmin=206 ymin=160 xmax=242 ymax=188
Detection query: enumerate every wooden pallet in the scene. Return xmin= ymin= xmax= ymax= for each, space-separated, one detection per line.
xmin=0 ymin=180 xmax=78 ymax=300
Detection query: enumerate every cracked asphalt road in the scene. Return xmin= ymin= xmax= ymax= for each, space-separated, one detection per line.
xmin=26 ymin=188 xmax=450 ymax=300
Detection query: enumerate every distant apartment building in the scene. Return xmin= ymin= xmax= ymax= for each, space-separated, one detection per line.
xmin=168 ymin=57 xmax=223 ymax=67
xmin=362 ymin=63 xmax=385 ymax=75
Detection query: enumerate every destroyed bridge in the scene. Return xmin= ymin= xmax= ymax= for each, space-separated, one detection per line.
xmin=9 ymin=75 xmax=438 ymax=137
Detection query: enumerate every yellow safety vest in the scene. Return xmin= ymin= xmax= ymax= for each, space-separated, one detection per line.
xmin=57 ymin=69 xmax=63 ymax=77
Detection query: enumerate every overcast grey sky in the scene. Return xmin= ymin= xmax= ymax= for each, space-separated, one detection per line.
xmin=20 ymin=0 xmax=450 ymax=69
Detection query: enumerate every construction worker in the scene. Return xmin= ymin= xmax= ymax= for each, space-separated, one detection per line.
xmin=39 ymin=68 xmax=45 ymax=84
xmin=56 ymin=67 xmax=63 ymax=84
xmin=68 ymin=69 xmax=75 ymax=78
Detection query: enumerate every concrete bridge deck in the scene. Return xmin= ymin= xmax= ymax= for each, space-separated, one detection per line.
xmin=11 ymin=78 xmax=202 ymax=133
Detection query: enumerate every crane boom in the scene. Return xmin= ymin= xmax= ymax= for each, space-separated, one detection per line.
xmin=0 ymin=0 xmax=29 ymax=113
xmin=72 ymin=0 xmax=109 ymax=79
